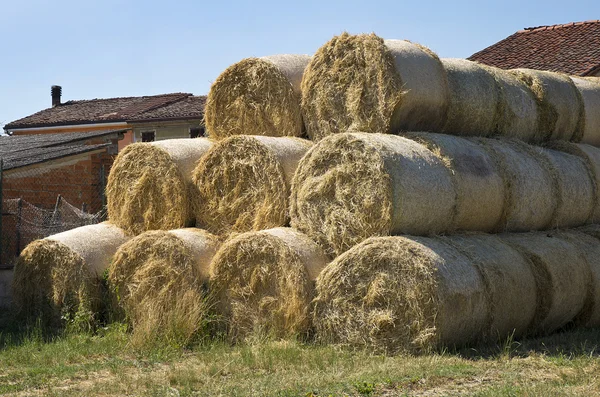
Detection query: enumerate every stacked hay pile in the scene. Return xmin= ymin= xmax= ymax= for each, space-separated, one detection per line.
xmin=291 ymin=132 xmax=598 ymax=256
xmin=313 ymin=229 xmax=600 ymax=353
xmin=300 ymin=33 xmax=600 ymax=145
xmin=12 ymin=31 xmax=600 ymax=353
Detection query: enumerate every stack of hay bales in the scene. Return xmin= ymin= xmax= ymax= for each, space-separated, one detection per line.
xmin=313 ymin=228 xmax=600 ymax=353
xmin=300 ymin=33 xmax=600 ymax=145
xmin=291 ymin=132 xmax=599 ymax=256
xmin=13 ymin=31 xmax=600 ymax=353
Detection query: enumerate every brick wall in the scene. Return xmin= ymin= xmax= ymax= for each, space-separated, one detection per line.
xmin=3 ymin=150 xmax=113 ymax=213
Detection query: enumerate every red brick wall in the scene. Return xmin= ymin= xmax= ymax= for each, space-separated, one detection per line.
xmin=3 ymin=150 xmax=113 ymax=213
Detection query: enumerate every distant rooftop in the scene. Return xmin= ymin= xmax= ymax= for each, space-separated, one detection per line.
xmin=469 ymin=20 xmax=600 ymax=76
xmin=5 ymin=91 xmax=206 ymax=130
xmin=0 ymin=129 xmax=125 ymax=171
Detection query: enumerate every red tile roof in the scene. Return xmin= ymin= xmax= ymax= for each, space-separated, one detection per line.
xmin=5 ymin=93 xmax=206 ymax=130
xmin=127 ymin=95 xmax=206 ymax=122
xmin=469 ymin=20 xmax=600 ymax=76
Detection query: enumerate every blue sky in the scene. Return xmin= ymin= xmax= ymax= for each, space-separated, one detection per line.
xmin=0 ymin=0 xmax=596 ymax=128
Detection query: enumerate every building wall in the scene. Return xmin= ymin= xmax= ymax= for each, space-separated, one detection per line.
xmin=131 ymin=120 xmax=204 ymax=142
xmin=3 ymin=150 xmax=112 ymax=213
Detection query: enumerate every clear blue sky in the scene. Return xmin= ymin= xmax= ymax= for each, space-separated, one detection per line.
xmin=0 ymin=0 xmax=596 ymax=128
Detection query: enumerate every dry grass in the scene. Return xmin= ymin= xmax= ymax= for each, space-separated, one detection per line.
xmin=11 ymin=239 xmax=98 ymax=329
xmin=512 ymin=69 xmax=585 ymax=142
xmin=483 ymin=65 xmax=540 ymax=141
xmin=500 ymin=232 xmax=590 ymax=335
xmin=474 ymin=137 xmax=556 ymax=232
xmin=291 ymin=133 xmax=454 ymax=257
xmin=108 ymin=229 xmax=220 ymax=347
xmin=12 ymin=223 xmax=129 ymax=330
xmin=106 ymin=144 xmax=187 ymax=234
xmin=384 ymin=39 xmax=449 ymax=132
xmin=313 ymin=236 xmax=488 ymax=354
xmin=441 ymin=58 xmax=499 ymax=136
xmin=205 ymin=56 xmax=309 ymax=139
xmin=106 ymin=140 xmax=212 ymax=235
xmin=442 ymin=234 xmax=537 ymax=340
xmin=193 ymin=136 xmax=311 ymax=235
xmin=572 ymin=76 xmax=600 ymax=146
xmin=301 ymin=33 xmax=404 ymax=140
xmin=405 ymin=132 xmax=504 ymax=232
xmin=209 ymin=228 xmax=327 ymax=342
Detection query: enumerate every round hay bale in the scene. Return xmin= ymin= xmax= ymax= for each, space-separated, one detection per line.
xmin=106 ymin=138 xmax=213 ymax=235
xmin=441 ymin=58 xmax=500 ymax=136
xmin=442 ymin=234 xmax=536 ymax=340
xmin=538 ymin=148 xmax=595 ymax=228
xmin=209 ymin=227 xmax=328 ymax=341
xmin=193 ymin=136 xmax=312 ymax=235
xmin=499 ymin=233 xmax=589 ymax=334
xmin=205 ymin=55 xmax=311 ymax=139
xmin=301 ymin=33 xmax=448 ymax=140
xmin=475 ymin=138 xmax=556 ymax=231
xmin=550 ymin=230 xmax=600 ymax=328
xmin=313 ymin=236 xmax=488 ymax=353
xmin=384 ymin=39 xmax=449 ymax=132
xmin=577 ymin=223 xmax=600 ymax=241
xmin=483 ymin=66 xmax=540 ymax=141
xmin=291 ymin=133 xmax=455 ymax=257
xmin=12 ymin=222 xmax=129 ymax=327
xmin=512 ymin=68 xmax=584 ymax=141
xmin=406 ymin=132 xmax=504 ymax=232
xmin=546 ymin=142 xmax=600 ymax=222
xmin=571 ymin=77 xmax=600 ymax=146
xmin=108 ymin=228 xmax=220 ymax=344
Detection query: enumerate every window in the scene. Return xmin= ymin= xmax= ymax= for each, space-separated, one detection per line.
xmin=141 ymin=131 xmax=155 ymax=142
xmin=190 ymin=127 xmax=205 ymax=138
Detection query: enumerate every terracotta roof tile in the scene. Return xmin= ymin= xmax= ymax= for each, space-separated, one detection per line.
xmin=469 ymin=20 xmax=600 ymax=76
xmin=5 ymin=93 xmax=206 ymax=130
xmin=127 ymin=95 xmax=206 ymax=122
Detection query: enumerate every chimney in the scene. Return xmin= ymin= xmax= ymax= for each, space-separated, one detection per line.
xmin=51 ymin=85 xmax=62 ymax=107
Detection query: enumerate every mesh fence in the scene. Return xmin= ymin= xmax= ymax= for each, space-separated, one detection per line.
xmin=1 ymin=161 xmax=107 ymax=269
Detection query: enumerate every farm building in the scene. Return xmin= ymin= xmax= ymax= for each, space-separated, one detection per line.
xmin=469 ymin=20 xmax=600 ymax=76
xmin=4 ymin=86 xmax=207 ymax=147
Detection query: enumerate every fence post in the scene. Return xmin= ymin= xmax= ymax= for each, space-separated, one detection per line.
xmin=0 ymin=158 xmax=3 ymax=268
xmin=52 ymin=194 xmax=62 ymax=234
xmin=15 ymin=198 xmax=22 ymax=256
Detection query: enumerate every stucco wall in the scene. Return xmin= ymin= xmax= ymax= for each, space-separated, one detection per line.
xmin=131 ymin=120 xmax=204 ymax=142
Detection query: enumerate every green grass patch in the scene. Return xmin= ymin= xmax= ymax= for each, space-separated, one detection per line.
xmin=1 ymin=312 xmax=600 ymax=396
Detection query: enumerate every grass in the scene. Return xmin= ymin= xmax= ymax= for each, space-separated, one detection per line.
xmin=2 ymin=312 xmax=600 ymax=396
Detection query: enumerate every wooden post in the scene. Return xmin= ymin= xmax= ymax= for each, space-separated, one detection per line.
xmin=15 ymin=198 xmax=22 ymax=256
xmin=0 ymin=159 xmax=3 ymax=268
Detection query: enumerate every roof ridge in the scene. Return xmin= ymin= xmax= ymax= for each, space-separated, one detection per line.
xmin=62 ymin=92 xmax=193 ymax=106
xmin=519 ymin=20 xmax=600 ymax=33
xmin=117 ymin=93 xmax=191 ymax=118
